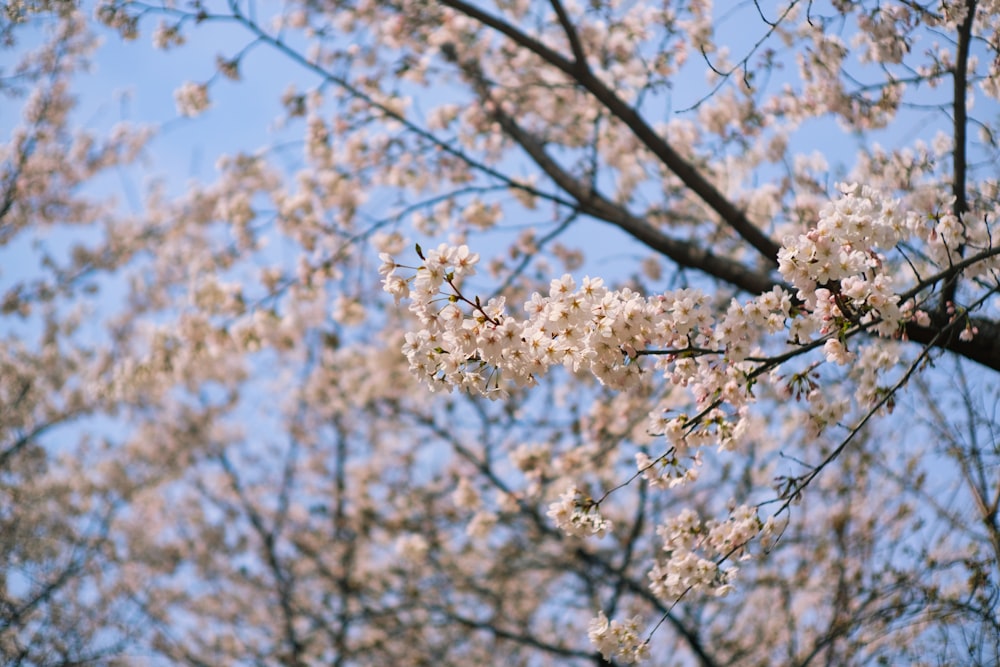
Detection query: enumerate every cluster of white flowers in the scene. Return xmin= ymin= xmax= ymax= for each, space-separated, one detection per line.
xmin=451 ymin=477 xmax=480 ymax=510
xmin=778 ymin=182 xmax=910 ymax=337
xmin=387 ymin=187 xmax=935 ymax=416
xmin=174 ymin=81 xmax=211 ymax=117
xmin=588 ymin=611 xmax=649 ymax=664
xmin=395 ymin=533 xmax=430 ymax=562
xmin=384 ymin=184 xmax=981 ymax=617
xmin=546 ymin=486 xmax=613 ymax=538
xmin=648 ymin=506 xmax=763 ymax=601
xmin=635 ymin=449 xmax=701 ymax=489
xmin=386 ymin=242 xmax=793 ymax=404
xmin=777 ymin=181 xmax=998 ymax=359
xmin=151 ymin=20 xmax=185 ymax=50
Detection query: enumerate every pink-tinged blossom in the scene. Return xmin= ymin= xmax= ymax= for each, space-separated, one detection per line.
xmin=588 ymin=611 xmax=650 ymax=664
xmin=547 ymin=486 xmax=613 ymax=538
xmin=174 ymin=81 xmax=210 ymax=117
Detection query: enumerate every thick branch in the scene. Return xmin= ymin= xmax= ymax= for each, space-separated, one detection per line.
xmin=439 ymin=0 xmax=781 ymax=263
xmin=942 ymin=0 xmax=977 ymax=308
xmin=495 ymin=114 xmax=776 ymax=293
xmin=952 ymin=0 xmax=975 ymax=221
xmin=449 ymin=50 xmax=776 ymax=295
xmin=549 ymin=0 xmax=589 ymax=68
xmin=904 ymin=312 xmax=1000 ymax=373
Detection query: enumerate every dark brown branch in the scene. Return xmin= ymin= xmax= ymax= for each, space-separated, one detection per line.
xmin=904 ymin=311 xmax=1000 ymax=373
xmin=942 ymin=0 xmax=977 ymax=309
xmin=439 ymin=0 xmax=782 ymax=264
xmin=898 ymin=244 xmax=1000 ymax=303
xmin=446 ymin=49 xmax=776 ymax=295
xmin=549 ymin=0 xmax=589 ymax=70
xmin=494 ymin=114 xmax=776 ymax=293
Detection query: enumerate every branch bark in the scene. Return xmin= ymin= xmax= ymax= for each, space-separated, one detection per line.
xmin=446 ymin=46 xmax=778 ymax=295
xmin=942 ymin=0 xmax=977 ymax=309
xmin=438 ymin=0 xmax=782 ymax=264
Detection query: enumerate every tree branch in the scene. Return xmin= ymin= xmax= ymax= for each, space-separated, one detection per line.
xmin=941 ymin=0 xmax=977 ymax=309
xmin=438 ymin=0 xmax=782 ymax=264
xmin=445 ymin=48 xmax=777 ymax=295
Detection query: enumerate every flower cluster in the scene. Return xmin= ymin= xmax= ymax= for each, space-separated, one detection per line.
xmin=635 ymin=449 xmax=702 ymax=489
xmin=388 ymin=185 xmax=933 ymax=416
xmin=387 ymin=242 xmax=791 ymax=406
xmin=648 ymin=506 xmax=764 ymax=601
xmin=174 ymin=81 xmax=211 ymax=117
xmin=778 ymin=182 xmax=908 ymax=337
xmin=588 ymin=611 xmax=649 ymax=664
xmin=546 ymin=486 xmax=613 ymax=538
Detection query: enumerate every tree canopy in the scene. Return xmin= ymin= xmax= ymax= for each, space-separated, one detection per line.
xmin=2 ymin=0 xmax=1000 ymax=664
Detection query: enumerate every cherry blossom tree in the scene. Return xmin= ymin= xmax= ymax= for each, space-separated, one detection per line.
xmin=2 ymin=0 xmax=1000 ymax=664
